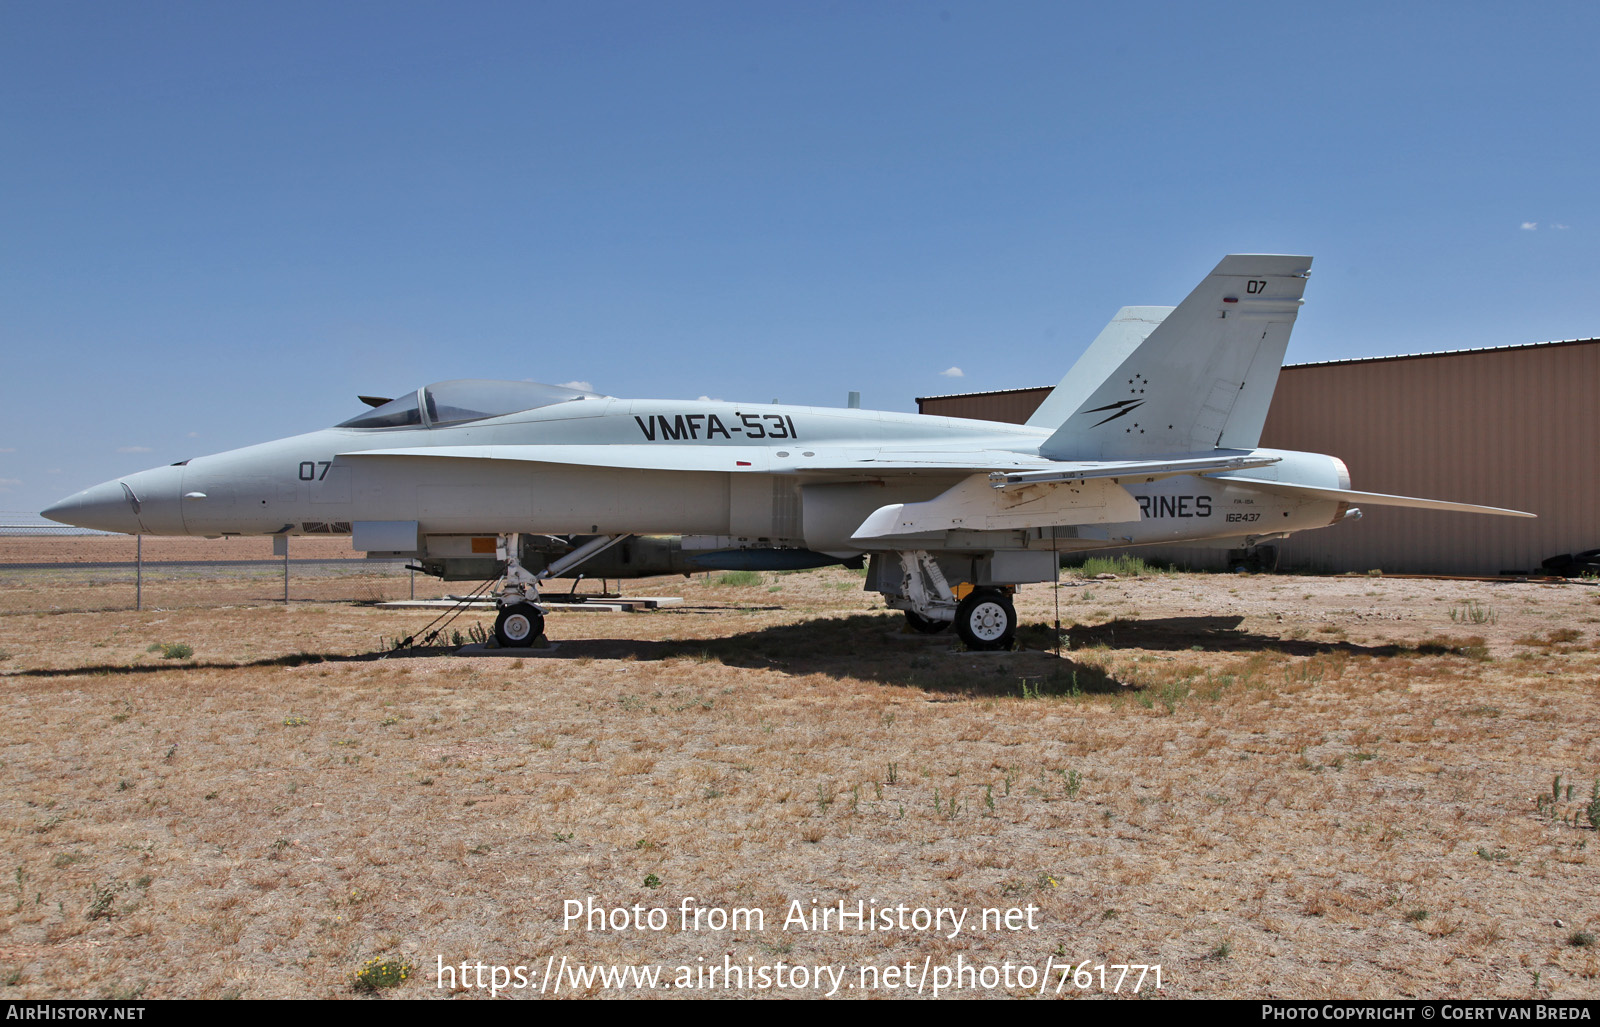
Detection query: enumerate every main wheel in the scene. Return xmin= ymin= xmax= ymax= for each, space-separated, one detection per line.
xmin=955 ymin=588 xmax=1016 ymax=651
xmin=494 ymin=602 xmax=545 ymax=648
xmin=905 ymin=610 xmax=950 ymax=634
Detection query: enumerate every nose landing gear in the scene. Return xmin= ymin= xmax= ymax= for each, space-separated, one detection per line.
xmin=494 ymin=602 xmax=545 ymax=648
xmin=490 ymin=532 xmax=630 ymax=647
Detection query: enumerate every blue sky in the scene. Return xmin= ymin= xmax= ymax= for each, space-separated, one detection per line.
xmin=3 ymin=1 xmax=1597 ymax=515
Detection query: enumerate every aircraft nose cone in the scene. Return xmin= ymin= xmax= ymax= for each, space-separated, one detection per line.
xmin=40 ymin=480 xmax=145 ymax=534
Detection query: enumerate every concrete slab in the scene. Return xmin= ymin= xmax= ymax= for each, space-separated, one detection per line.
xmin=939 ymin=647 xmax=1055 ymax=657
xmin=453 ymin=643 xmax=561 ymax=657
xmin=378 ymin=600 xmax=494 ymax=610
xmin=377 ymin=595 xmax=681 ymax=612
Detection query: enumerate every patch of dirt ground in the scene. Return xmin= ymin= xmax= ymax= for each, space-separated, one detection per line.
xmin=1 ymin=567 xmax=1598 ymax=999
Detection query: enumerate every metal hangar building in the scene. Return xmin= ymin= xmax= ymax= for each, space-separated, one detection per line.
xmin=916 ymin=339 xmax=1599 ymax=575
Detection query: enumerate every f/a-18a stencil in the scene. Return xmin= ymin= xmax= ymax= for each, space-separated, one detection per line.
xmin=43 ymin=255 xmax=1533 ymax=650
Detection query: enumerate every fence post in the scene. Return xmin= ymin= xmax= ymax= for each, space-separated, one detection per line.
xmin=272 ymin=533 xmax=289 ymax=603
xmin=136 ymin=534 xmax=143 ymax=612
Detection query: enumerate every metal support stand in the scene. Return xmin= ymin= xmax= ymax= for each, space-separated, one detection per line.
xmin=1052 ymin=530 xmax=1061 ymax=656
xmin=136 ymin=534 xmax=143 ymax=612
xmin=283 ymin=538 xmax=289 ymax=603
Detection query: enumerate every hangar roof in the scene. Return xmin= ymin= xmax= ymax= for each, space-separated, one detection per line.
xmin=915 ymin=337 xmax=1600 ymax=404
xmin=1284 ymin=336 xmax=1600 ymax=369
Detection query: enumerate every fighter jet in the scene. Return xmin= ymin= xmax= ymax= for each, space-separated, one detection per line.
xmin=42 ymin=254 xmax=1533 ymax=650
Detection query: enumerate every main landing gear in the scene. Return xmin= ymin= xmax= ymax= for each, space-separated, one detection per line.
xmin=953 ymin=588 xmax=1017 ymax=651
xmin=888 ymin=550 xmax=1018 ymax=651
xmin=491 ymin=533 xmax=630 ymax=648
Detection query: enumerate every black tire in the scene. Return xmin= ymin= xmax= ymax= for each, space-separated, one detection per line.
xmin=494 ymin=603 xmax=545 ymax=648
xmin=954 ymin=589 xmax=1016 ymax=651
xmin=905 ymin=610 xmax=950 ymax=634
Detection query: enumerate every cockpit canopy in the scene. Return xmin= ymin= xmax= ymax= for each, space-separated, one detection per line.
xmin=336 ymin=380 xmax=603 ymax=429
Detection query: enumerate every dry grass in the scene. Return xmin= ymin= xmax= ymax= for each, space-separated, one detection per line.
xmin=0 ymin=568 xmax=1598 ymax=998
xmin=0 ymin=535 xmax=461 ymax=614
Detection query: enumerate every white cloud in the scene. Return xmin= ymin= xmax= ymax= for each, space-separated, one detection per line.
xmin=0 ymin=447 xmax=15 ymax=453
xmin=940 ymin=366 xmax=965 ymax=378
xmin=557 ymin=380 xmax=594 ymax=393
xmin=1552 ymin=223 xmax=1570 ymax=230
xmin=696 ymin=395 xmax=721 ymax=402
xmin=47 ymin=468 xmax=62 ymax=475
xmin=117 ymin=446 xmax=152 ymax=453
xmin=1521 ymin=222 xmax=1538 ymax=231
xmin=186 ymin=431 xmax=200 ymax=438
xmin=0 ymin=478 xmax=20 ymax=491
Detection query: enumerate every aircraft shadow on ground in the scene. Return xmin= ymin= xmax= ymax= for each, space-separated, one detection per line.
xmin=487 ymin=612 xmax=1448 ymax=696
xmin=4 ymin=612 xmax=1457 ymax=696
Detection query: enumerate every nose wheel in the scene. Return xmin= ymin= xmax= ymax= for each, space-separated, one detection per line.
xmin=494 ymin=602 xmax=545 ymax=648
xmin=487 ymin=532 xmax=630 ymax=648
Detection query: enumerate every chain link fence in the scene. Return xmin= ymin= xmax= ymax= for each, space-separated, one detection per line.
xmin=0 ymin=520 xmax=459 ymax=615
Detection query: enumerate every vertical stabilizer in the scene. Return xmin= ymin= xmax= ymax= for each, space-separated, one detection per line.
xmin=1039 ymin=254 xmax=1312 ymax=460
xmin=1025 ymin=306 xmax=1173 ymax=428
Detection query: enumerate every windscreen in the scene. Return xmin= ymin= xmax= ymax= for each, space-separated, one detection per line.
xmin=337 ymin=380 xmax=600 ymax=429
xmin=423 ymin=380 xmax=598 ymax=426
xmin=336 ymin=392 xmax=423 ymax=429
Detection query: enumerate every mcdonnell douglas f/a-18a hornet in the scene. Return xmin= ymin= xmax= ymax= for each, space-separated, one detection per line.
xmin=43 ymin=255 xmax=1533 ymax=650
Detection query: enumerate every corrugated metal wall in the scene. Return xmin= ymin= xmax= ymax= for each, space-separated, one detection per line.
xmin=917 ymin=340 xmax=1600 ymax=574
xmin=915 ymin=387 xmax=1054 ymax=425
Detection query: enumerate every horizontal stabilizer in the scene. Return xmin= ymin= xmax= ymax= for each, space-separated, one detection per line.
xmin=1207 ymin=476 xmax=1536 ymax=518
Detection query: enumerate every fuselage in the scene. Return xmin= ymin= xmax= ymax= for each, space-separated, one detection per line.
xmin=41 ymin=393 xmax=1350 ymax=555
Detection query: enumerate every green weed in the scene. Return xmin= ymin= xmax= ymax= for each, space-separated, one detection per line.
xmin=86 ymin=882 xmax=120 ymax=920
xmin=1072 ymin=555 xmax=1161 ymax=578
xmin=1449 ymin=600 xmax=1496 ymax=625
xmin=351 ymin=958 xmax=413 ymax=992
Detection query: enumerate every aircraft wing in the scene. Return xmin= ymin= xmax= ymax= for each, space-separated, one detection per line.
xmin=988 ymin=454 xmax=1279 ymax=487
xmin=337 ymin=444 xmax=1063 ymax=475
xmin=852 ymin=474 xmax=1143 ymax=538
xmin=338 ymin=446 xmax=1277 ymax=481
xmin=1206 ymin=476 xmax=1537 ymax=518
